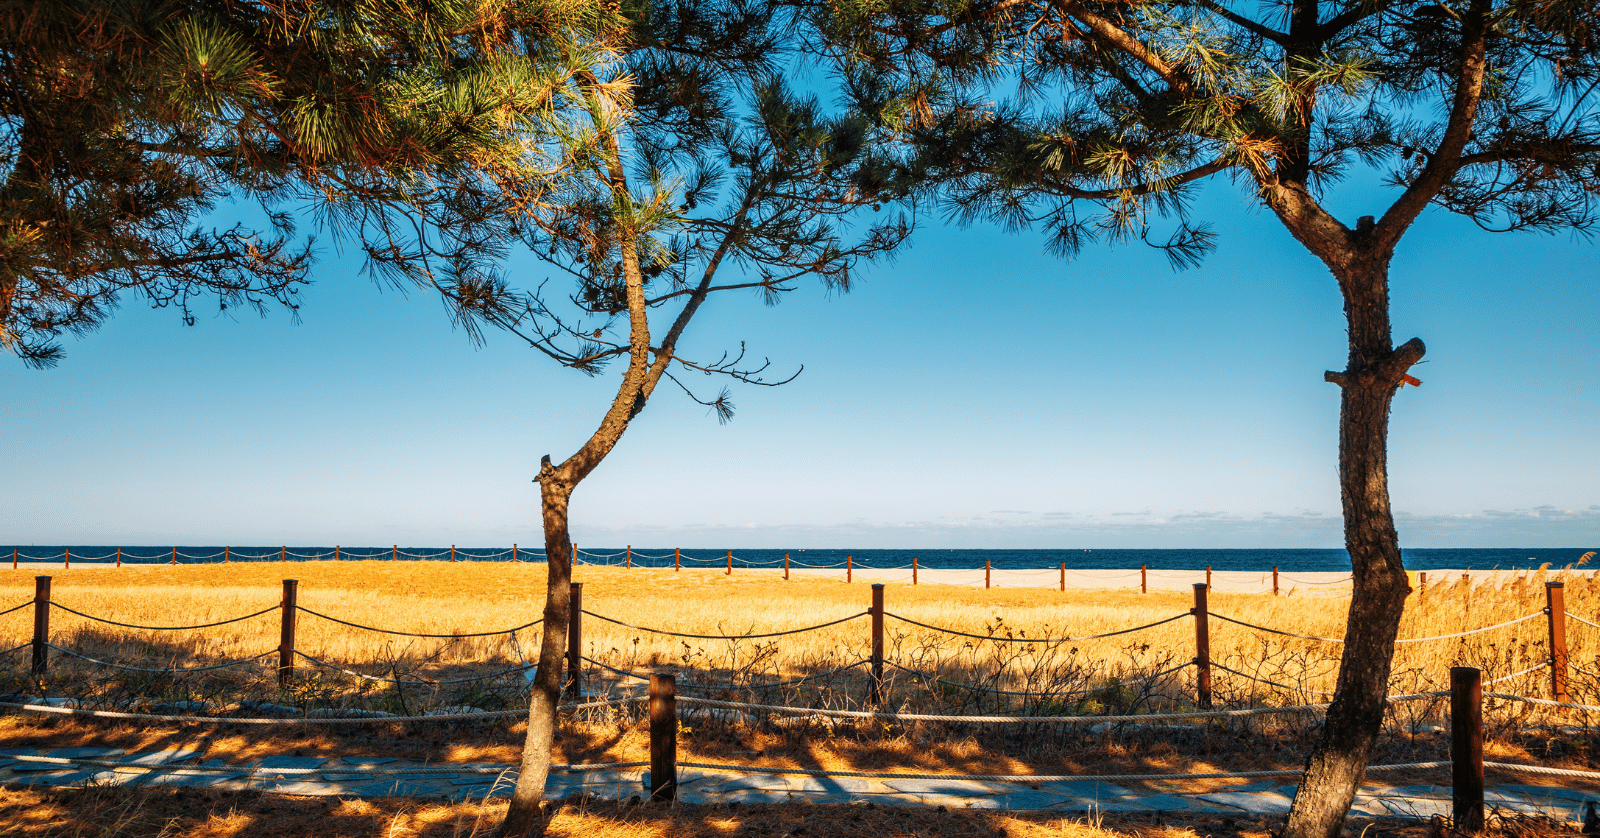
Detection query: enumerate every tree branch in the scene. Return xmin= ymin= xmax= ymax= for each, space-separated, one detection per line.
xmin=1370 ymin=0 xmax=1491 ymax=253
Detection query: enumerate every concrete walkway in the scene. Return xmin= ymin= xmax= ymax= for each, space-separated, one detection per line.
xmin=2 ymin=746 xmax=1593 ymax=822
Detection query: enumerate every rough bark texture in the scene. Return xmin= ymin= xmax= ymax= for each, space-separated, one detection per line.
xmin=497 ymin=482 xmax=574 ymax=838
xmin=1281 ymin=258 xmax=1423 ymax=838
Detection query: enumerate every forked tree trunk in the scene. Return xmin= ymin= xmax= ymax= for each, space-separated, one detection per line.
xmin=1284 ymin=260 xmax=1422 ymax=838
xmin=497 ymin=479 xmax=576 ymax=837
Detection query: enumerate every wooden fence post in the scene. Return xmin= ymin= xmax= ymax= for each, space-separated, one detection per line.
xmin=225 ymin=546 xmax=230 ymax=564
xmin=11 ymin=547 xmax=16 ymax=569
xmin=912 ymin=556 xmax=918 ymax=586
xmin=279 ymin=579 xmax=298 ymax=687
xmin=280 ymin=546 xmax=286 ymax=563
xmin=1547 ymin=582 xmax=1570 ymax=703
xmin=870 ymin=584 xmax=885 ymax=704
xmin=116 ymin=547 xmax=121 ymax=569
xmin=985 ymin=559 xmax=991 ymax=589
xmin=1141 ymin=564 xmax=1147 ymax=594
xmin=171 ymin=547 xmax=177 ymax=565
xmin=676 ymin=548 xmax=682 ymax=572
xmin=450 ymin=545 xmax=455 ymax=562
xmin=64 ymin=548 xmax=69 ymax=570
xmin=566 ymin=582 xmax=583 ymax=699
xmin=512 ymin=544 xmax=517 ymax=562
xmin=1272 ymin=566 xmax=1279 ymax=596
xmin=1060 ymin=562 xmax=1066 ymax=592
xmin=393 ymin=545 xmax=398 ymax=562
xmin=782 ymin=552 xmax=788 ymax=580
xmin=1193 ymin=583 xmax=1212 ymax=709
xmin=726 ymin=550 xmax=733 ymax=575
xmin=1205 ymin=565 xmax=1211 ymax=589
xmin=1419 ymin=571 xmax=1427 ymax=594
xmin=626 ymin=546 xmax=632 ymax=569
xmin=1451 ymin=666 xmax=1485 ymax=832
xmin=649 ymin=672 xmax=678 ymax=802
xmin=31 ymin=576 xmax=50 ymax=676
xmin=847 ymin=555 xmax=852 ymax=583
xmin=336 ymin=545 xmax=341 ymax=561
xmin=572 ymin=543 xmax=578 ymax=565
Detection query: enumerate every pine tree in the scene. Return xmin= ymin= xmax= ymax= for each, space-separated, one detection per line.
xmin=810 ymin=0 xmax=1599 ymax=835
xmin=357 ymin=1 xmax=916 ymax=831
xmin=0 ymin=0 xmax=608 ymax=367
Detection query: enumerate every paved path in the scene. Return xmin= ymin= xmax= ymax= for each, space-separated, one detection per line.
xmin=2 ymin=746 xmax=1593 ymax=821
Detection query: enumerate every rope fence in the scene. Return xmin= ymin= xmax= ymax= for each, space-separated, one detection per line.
xmin=6 ymin=576 xmax=1594 ymax=728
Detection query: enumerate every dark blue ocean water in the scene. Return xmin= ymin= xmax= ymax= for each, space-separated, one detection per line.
xmin=4 ymin=545 xmax=1595 ymax=572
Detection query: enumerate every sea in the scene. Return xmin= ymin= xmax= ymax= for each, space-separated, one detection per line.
xmin=3 ymin=545 xmax=1596 ymax=572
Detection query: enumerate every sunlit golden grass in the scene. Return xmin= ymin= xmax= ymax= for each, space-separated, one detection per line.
xmin=1 ymin=562 xmax=1594 ymax=706
xmin=5 ymin=563 xmax=1600 ymax=808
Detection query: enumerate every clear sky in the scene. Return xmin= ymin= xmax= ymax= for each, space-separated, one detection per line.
xmin=2 ymin=175 xmax=1597 ymax=550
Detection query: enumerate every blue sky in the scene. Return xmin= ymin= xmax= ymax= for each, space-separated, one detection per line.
xmin=2 ymin=176 xmax=1597 ymax=549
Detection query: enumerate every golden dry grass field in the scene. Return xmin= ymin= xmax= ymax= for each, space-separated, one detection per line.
xmin=1 ymin=561 xmax=1594 ymax=702
xmin=2 ymin=562 xmax=1599 ymax=819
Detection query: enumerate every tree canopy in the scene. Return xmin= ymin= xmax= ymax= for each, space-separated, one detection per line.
xmin=0 ymin=0 xmax=610 ymax=367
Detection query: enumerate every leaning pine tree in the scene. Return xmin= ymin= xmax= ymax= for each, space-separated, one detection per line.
xmin=811 ymin=0 xmax=1598 ymax=835
xmin=360 ymin=2 xmax=916 ymax=834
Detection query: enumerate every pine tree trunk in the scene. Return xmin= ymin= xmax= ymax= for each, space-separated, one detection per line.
xmin=1283 ymin=260 xmax=1421 ymax=838
xmin=497 ymin=480 xmax=575 ymax=838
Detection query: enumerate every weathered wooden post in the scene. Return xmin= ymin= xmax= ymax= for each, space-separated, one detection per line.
xmin=31 ymin=576 xmax=50 ymax=676
xmin=912 ymin=556 xmax=918 ymax=585
xmin=847 ymin=555 xmax=852 ymax=583
xmin=1547 ymin=582 xmax=1571 ymax=703
xmin=1141 ymin=564 xmax=1147 ymax=594
xmin=450 ymin=544 xmax=455 ymax=562
xmin=626 ymin=545 xmax=632 ymax=569
xmin=278 ymin=579 xmax=298 ymax=686
xmin=649 ymin=672 xmax=678 ymax=802
xmin=393 ymin=545 xmax=398 ymax=562
xmin=171 ymin=546 xmax=177 ymax=565
xmin=676 ymin=548 xmax=681 ymax=572
xmin=1419 ymin=571 xmax=1427 ymax=594
xmin=1059 ymin=562 xmax=1066 ymax=592
xmin=566 ymin=582 xmax=583 ymax=699
xmin=1451 ymin=666 xmax=1484 ymax=832
xmin=11 ymin=547 xmax=16 ymax=569
xmin=870 ymin=584 xmax=885 ymax=704
xmin=1205 ymin=565 xmax=1211 ymax=589
xmin=116 ymin=547 xmax=122 ymax=569
xmin=336 ymin=545 xmax=341 ymax=561
xmin=512 ymin=544 xmax=517 ymax=562
xmin=782 ymin=552 xmax=788 ymax=579
xmin=63 ymin=548 xmax=69 ymax=569
xmin=1193 ymin=583 xmax=1212 ymax=709
xmin=726 ymin=550 xmax=733 ymax=575
xmin=280 ymin=546 xmax=286 ymax=563
xmin=985 ymin=559 xmax=991 ymax=590
xmin=1272 ymin=566 xmax=1279 ymax=596
xmin=225 ymin=546 xmax=230 ymax=564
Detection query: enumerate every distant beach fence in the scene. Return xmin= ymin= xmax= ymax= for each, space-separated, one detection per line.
xmin=5 ymin=545 xmax=1368 ymax=595
xmin=1 ymin=574 xmax=1593 ymax=821
xmin=0 ymin=574 xmax=1575 ymax=709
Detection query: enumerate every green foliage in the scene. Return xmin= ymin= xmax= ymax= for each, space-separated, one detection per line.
xmin=0 ymin=0 xmax=617 ymax=367
xmin=807 ymin=0 xmax=1600 ymax=269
